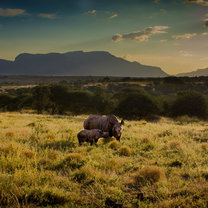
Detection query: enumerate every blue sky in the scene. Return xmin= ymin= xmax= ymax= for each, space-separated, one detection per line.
xmin=0 ymin=0 xmax=207 ymax=74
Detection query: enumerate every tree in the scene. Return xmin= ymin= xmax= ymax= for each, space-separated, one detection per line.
xmin=50 ymin=84 xmax=71 ymax=114
xmin=33 ymin=85 xmax=51 ymax=114
xmin=115 ymin=91 xmax=160 ymax=120
xmin=171 ymin=91 xmax=208 ymax=119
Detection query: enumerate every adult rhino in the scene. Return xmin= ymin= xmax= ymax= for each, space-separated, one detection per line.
xmin=84 ymin=115 xmax=124 ymax=141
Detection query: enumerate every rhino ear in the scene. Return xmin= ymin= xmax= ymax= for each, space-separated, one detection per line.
xmin=121 ymin=120 xmax=124 ymax=125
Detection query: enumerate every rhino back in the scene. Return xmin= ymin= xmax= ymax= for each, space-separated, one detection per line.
xmin=84 ymin=115 xmax=119 ymax=132
xmin=84 ymin=115 xmax=104 ymax=130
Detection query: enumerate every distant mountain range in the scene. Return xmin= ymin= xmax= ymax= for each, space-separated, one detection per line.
xmin=176 ymin=68 xmax=208 ymax=77
xmin=0 ymin=51 xmax=168 ymax=77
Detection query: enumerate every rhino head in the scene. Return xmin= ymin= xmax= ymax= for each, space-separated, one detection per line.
xmin=112 ymin=120 xmax=124 ymax=141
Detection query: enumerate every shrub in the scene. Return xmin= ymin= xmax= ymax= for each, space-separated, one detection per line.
xmin=158 ymin=130 xmax=172 ymax=137
xmin=63 ymin=153 xmax=84 ymax=169
xmin=26 ymin=187 xmax=69 ymax=206
xmin=163 ymin=76 xmax=184 ymax=84
xmin=108 ymin=140 xmax=120 ymax=150
xmin=134 ymin=166 xmax=165 ymax=186
xmin=73 ymin=165 xmax=94 ymax=183
xmin=104 ymin=158 xmax=121 ymax=170
xmin=52 ymin=153 xmax=85 ymax=170
xmin=142 ymin=143 xmax=154 ymax=151
xmin=0 ymin=143 xmax=18 ymax=155
xmin=141 ymin=137 xmax=150 ymax=143
xmin=48 ymin=151 xmax=59 ymax=160
xmin=65 ymin=153 xmax=82 ymax=161
xmin=171 ymin=91 xmax=208 ymax=119
xmin=118 ymin=146 xmax=131 ymax=156
xmin=168 ymin=141 xmax=182 ymax=150
xmin=115 ymin=91 xmax=160 ymax=120
xmin=175 ymin=115 xmax=199 ymax=124
xmin=5 ymin=131 xmax=15 ymax=138
xmin=33 ymin=85 xmax=52 ymax=114
xmin=46 ymin=133 xmax=56 ymax=140
xmin=201 ymin=143 xmax=208 ymax=151
xmin=21 ymin=150 xmax=35 ymax=159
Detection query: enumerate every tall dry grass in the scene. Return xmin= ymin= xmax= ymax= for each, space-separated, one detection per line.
xmin=0 ymin=112 xmax=207 ymax=207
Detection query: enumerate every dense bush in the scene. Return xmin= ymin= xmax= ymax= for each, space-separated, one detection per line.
xmin=115 ymin=91 xmax=160 ymax=119
xmin=0 ymin=94 xmax=15 ymax=111
xmin=171 ymin=91 xmax=208 ymax=119
xmin=0 ymin=93 xmax=33 ymax=111
xmin=1 ymin=84 xmax=208 ymax=121
xmin=33 ymin=85 xmax=52 ymax=114
xmin=50 ymin=84 xmax=71 ymax=114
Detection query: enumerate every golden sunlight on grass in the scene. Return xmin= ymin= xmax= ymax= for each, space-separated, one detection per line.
xmin=0 ymin=112 xmax=207 ymax=207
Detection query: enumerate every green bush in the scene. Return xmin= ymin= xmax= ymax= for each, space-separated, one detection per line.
xmin=171 ymin=91 xmax=208 ymax=119
xmin=115 ymin=91 xmax=160 ymax=120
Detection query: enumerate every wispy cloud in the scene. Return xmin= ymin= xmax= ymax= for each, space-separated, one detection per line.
xmin=112 ymin=26 xmax=169 ymax=42
xmin=172 ymin=33 xmax=197 ymax=39
xmin=160 ymin=9 xmax=167 ymax=13
xmin=38 ymin=13 xmax=56 ymax=19
xmin=0 ymin=8 xmax=25 ymax=17
xmin=186 ymin=0 xmax=208 ymax=6
xmin=109 ymin=13 xmax=118 ymax=19
xmin=160 ymin=39 xmax=168 ymax=42
xmin=154 ymin=0 xmax=160 ymax=4
xmin=87 ymin=9 xmax=96 ymax=15
xmin=179 ymin=50 xmax=193 ymax=57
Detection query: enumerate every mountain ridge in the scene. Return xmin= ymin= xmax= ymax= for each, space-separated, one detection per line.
xmin=176 ymin=67 xmax=208 ymax=77
xmin=0 ymin=51 xmax=168 ymax=77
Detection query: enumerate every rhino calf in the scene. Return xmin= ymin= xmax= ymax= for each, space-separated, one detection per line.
xmin=77 ymin=129 xmax=109 ymax=146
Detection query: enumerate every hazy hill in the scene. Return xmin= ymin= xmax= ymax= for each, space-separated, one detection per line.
xmin=0 ymin=59 xmax=13 ymax=74
xmin=177 ymin=67 xmax=208 ymax=77
xmin=0 ymin=51 xmax=168 ymax=77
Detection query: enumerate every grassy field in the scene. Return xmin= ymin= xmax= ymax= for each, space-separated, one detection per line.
xmin=0 ymin=113 xmax=207 ymax=207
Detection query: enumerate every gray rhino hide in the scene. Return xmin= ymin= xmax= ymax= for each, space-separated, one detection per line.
xmin=84 ymin=115 xmax=119 ymax=137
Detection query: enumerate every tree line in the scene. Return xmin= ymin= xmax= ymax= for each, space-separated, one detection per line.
xmin=0 ymin=84 xmax=208 ymax=120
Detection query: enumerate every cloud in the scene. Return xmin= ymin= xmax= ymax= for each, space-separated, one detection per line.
xmin=38 ymin=13 xmax=56 ymax=19
xmin=109 ymin=13 xmax=118 ymax=19
xmin=202 ymin=32 xmax=208 ymax=35
xmin=186 ymin=0 xmax=208 ymax=6
xmin=160 ymin=9 xmax=167 ymax=13
xmin=112 ymin=26 xmax=169 ymax=42
xmin=160 ymin=39 xmax=168 ymax=42
xmin=172 ymin=33 xmax=197 ymax=39
xmin=154 ymin=0 xmax=160 ymax=3
xmin=87 ymin=9 xmax=96 ymax=15
xmin=179 ymin=50 xmax=193 ymax=57
xmin=0 ymin=8 xmax=25 ymax=17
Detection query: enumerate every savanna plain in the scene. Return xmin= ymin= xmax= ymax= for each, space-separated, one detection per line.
xmin=0 ymin=112 xmax=207 ymax=208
